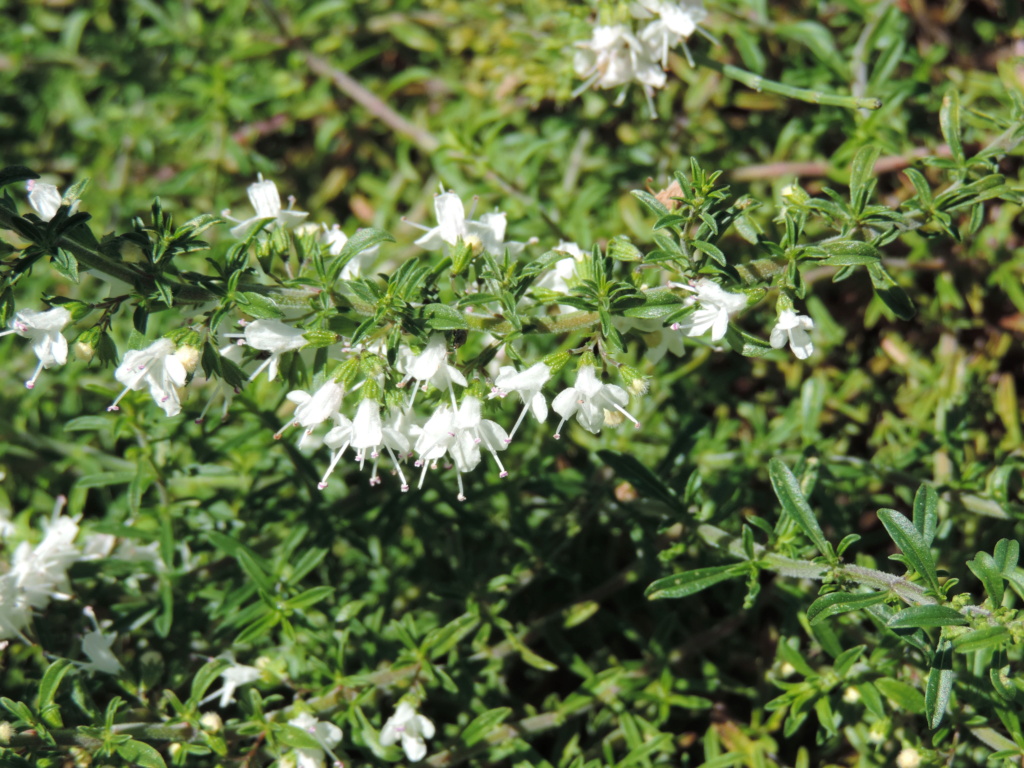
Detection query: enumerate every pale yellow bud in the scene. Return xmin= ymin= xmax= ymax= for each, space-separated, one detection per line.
xmin=896 ymin=748 xmax=922 ymax=768
xmin=867 ymin=721 xmax=888 ymax=744
xmin=0 ymin=721 xmax=12 ymax=744
xmin=842 ymin=686 xmax=861 ymax=703
xmin=74 ymin=340 xmax=96 ymax=362
xmin=168 ymin=743 xmax=183 ymax=759
xmin=603 ymin=408 xmax=625 ymax=427
xmin=199 ymin=711 xmax=223 ymax=733
xmin=463 ymin=234 xmax=484 ymax=256
xmin=779 ymin=662 xmax=796 ymax=678
xmin=175 ymin=345 xmax=201 ymax=374
xmin=294 ymin=222 xmax=321 ymax=237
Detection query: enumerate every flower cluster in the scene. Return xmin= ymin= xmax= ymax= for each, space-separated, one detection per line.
xmin=4 ymin=177 xmax=820 ymax=502
xmin=573 ymin=1 xmax=708 ymax=114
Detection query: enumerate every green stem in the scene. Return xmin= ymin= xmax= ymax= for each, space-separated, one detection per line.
xmin=695 ymin=54 xmax=882 ymax=110
xmin=7 ymin=721 xmax=194 ymax=750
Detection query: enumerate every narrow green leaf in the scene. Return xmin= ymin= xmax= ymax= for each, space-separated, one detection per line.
xmin=645 ymin=563 xmax=750 ymax=600
xmin=327 ymin=227 xmax=393 ymax=282
xmin=887 ymin=605 xmax=967 ymax=629
xmin=284 ymin=586 xmax=334 ymax=612
xmin=116 ymin=739 xmax=167 ymax=768
xmin=951 ymin=626 xmax=1010 ymax=653
xmin=877 ymin=508 xmax=941 ymax=594
xmin=849 ymin=145 xmax=881 ymax=213
xmin=926 ymin=637 xmax=954 ymax=729
xmin=940 ymin=90 xmax=965 ymax=166
xmin=423 ymin=613 xmax=479 ymax=660
xmin=768 ymin=458 xmax=833 ymax=561
xmin=461 ymin=707 xmax=512 ymax=747
xmin=691 ymin=239 xmax=726 ymax=266
xmin=37 ymin=659 xmax=73 ymax=727
xmin=238 ymin=291 xmax=284 ymax=319
xmin=816 ymin=240 xmax=881 ymax=266
xmin=807 ymin=591 xmax=888 ymax=625
xmin=0 ymin=166 xmax=39 ymax=190
xmin=276 ymin=723 xmax=324 ymax=751
xmin=631 ymin=189 xmax=670 ymax=217
xmin=189 ymin=659 xmax=230 ymax=705
xmin=422 ymin=303 xmax=468 ymax=330
xmin=867 ymin=263 xmax=916 ymax=320
xmin=967 ymin=551 xmax=1004 ymax=607
xmin=912 ymin=484 xmax=938 ymax=546
xmin=599 ymin=450 xmax=680 ymax=509
xmin=875 ymin=677 xmax=925 ymax=714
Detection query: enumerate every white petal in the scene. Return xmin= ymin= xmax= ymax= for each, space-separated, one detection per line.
xmin=552 ymin=387 xmax=580 ymax=419
xmin=434 ymin=192 xmax=466 ymax=246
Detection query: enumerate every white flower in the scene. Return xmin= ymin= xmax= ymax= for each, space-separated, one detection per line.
xmin=201 ymin=659 xmax=262 ymax=708
xmin=26 ymin=180 xmax=79 ymax=221
xmin=535 ymin=241 xmax=585 ymax=295
xmin=274 ymin=380 xmax=346 ymax=441
xmin=769 ymin=310 xmax=814 ymax=360
xmin=552 ymin=365 xmax=640 ymax=438
xmin=408 ymin=189 xmax=527 ymax=258
xmin=896 ymin=748 xmax=922 ymax=768
xmin=223 ymin=174 xmax=309 ymax=239
xmin=289 ymin=712 xmax=343 ymax=768
xmin=109 ymin=338 xmax=188 ymax=417
xmin=380 ymin=702 xmax=435 ymax=763
xmin=490 ymin=362 xmax=551 ymax=442
xmin=243 ymin=319 xmax=307 ymax=382
xmin=401 ymin=333 xmax=467 ymax=409
xmin=573 ymin=25 xmax=666 ymax=114
xmin=320 ymin=223 xmax=380 ymax=280
xmin=671 ymin=279 xmax=747 ymax=342
xmin=632 ymin=0 xmax=706 ymax=37
xmin=0 ymin=307 xmax=72 ymax=389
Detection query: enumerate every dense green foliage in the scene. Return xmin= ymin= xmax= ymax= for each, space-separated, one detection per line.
xmin=1 ymin=1 xmax=1023 ymax=767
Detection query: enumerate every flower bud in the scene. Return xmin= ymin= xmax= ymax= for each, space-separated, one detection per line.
xmin=896 ymin=748 xmax=921 ymax=768
xmin=0 ymin=721 xmax=12 ymax=744
xmin=175 ymin=345 xmax=201 ymax=374
xmin=842 ymin=686 xmax=860 ymax=703
xmin=199 ymin=711 xmax=223 ymax=733
xmin=303 ymin=329 xmax=340 ymax=349
xmin=618 ymin=365 xmax=648 ymax=396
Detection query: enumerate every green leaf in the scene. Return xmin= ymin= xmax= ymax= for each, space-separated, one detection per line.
xmin=422 ymin=613 xmax=479 ymax=660
xmin=327 ymin=227 xmax=394 ymax=282
xmin=116 ymin=739 xmax=167 ymax=768
xmin=691 ymin=239 xmax=726 ymax=266
xmin=926 ymin=637 xmax=954 ymax=729
xmin=875 ymin=677 xmax=925 ymax=714
xmin=768 ymin=458 xmax=833 ymax=562
xmin=283 ymin=586 xmax=334 ymax=611
xmin=833 ymin=645 xmax=866 ymax=678
xmin=37 ymin=659 xmax=73 ymax=727
xmin=940 ymin=90 xmax=965 ymax=166
xmin=877 ymin=508 xmax=941 ymax=594
xmin=607 ymin=235 xmax=643 ymax=262
xmin=422 ymin=303 xmax=468 ymax=330
xmin=849 ymin=145 xmax=881 ymax=214
xmin=598 ymin=450 xmax=680 ymax=509
xmin=806 ymin=591 xmax=888 ymax=625
xmin=276 ymin=723 xmax=324 ymax=750
xmin=967 ymin=551 xmax=1004 ymax=607
xmin=867 ymin=262 xmax=915 ymax=320
xmin=461 ymin=707 xmax=512 ymax=747
xmin=815 ymin=240 xmax=881 ymax=266
xmin=645 ymin=563 xmax=750 ymax=600
xmin=76 ymin=471 xmax=136 ymax=489
xmin=0 ymin=166 xmax=39 ymax=190
xmin=631 ymin=189 xmax=670 ymax=217
xmin=951 ymin=626 xmax=1010 ymax=653
xmin=886 ymin=605 xmax=967 ymax=629
xmin=189 ymin=659 xmax=230 ymax=705
xmin=51 ymin=248 xmax=80 ymax=282
xmin=237 ymin=291 xmax=284 ymax=319
xmin=912 ymin=484 xmax=938 ymax=547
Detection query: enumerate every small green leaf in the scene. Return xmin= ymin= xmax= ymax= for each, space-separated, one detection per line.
xmin=461 ymin=707 xmax=512 ymax=747
xmin=276 ymin=723 xmax=324 ymax=751
xmin=631 ymin=189 xmax=670 ymax=217
xmin=815 ymin=240 xmax=881 ymax=266
xmin=0 ymin=166 xmax=39 ymax=190
xmin=912 ymin=484 xmax=938 ymax=547
xmin=768 ymin=458 xmax=833 ymax=562
xmin=926 ymin=637 xmax=954 ymax=729
xmin=691 ymin=239 xmax=726 ymax=266
xmin=37 ymin=659 xmax=73 ymax=727
xmin=422 ymin=303 xmax=468 ymax=330
xmin=237 ymin=291 xmax=284 ymax=319
xmin=877 ymin=508 xmax=941 ymax=594
xmin=940 ymin=90 xmax=965 ymax=166
xmin=849 ymin=145 xmax=881 ymax=214
xmin=967 ymin=551 xmax=1004 ymax=607
xmin=283 ymin=586 xmax=334 ymax=611
xmin=887 ymin=605 xmax=967 ymax=629
xmin=806 ymin=591 xmax=888 ymax=625
xmin=51 ymin=249 xmax=80 ymax=282
xmin=867 ymin=263 xmax=915 ymax=320
xmin=645 ymin=563 xmax=750 ymax=600
xmin=422 ymin=613 xmax=479 ymax=660
xmin=189 ymin=659 xmax=230 ymax=705
xmin=328 ymin=227 xmax=393 ymax=282
xmin=951 ymin=626 xmax=1010 ymax=653
xmin=875 ymin=677 xmax=925 ymax=714
xmin=116 ymin=739 xmax=167 ymax=768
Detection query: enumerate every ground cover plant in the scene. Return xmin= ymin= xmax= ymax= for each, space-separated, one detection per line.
xmin=1 ymin=1 xmax=1023 ymax=767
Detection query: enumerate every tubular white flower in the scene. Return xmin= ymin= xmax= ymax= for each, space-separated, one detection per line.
xmin=26 ymin=180 xmax=79 ymax=221
xmin=243 ymin=319 xmax=307 ymax=382
xmin=380 ymin=701 xmax=435 ymax=763
xmin=408 ymin=189 xmax=527 ymax=258
xmin=770 ymin=310 xmax=815 ymax=360
xmin=401 ymin=333 xmax=467 ymax=409
xmin=573 ymin=25 xmax=666 ymax=114
xmin=0 ymin=307 xmax=72 ymax=389
xmin=275 ymin=380 xmax=345 ymax=440
xmin=552 ymin=366 xmax=640 ymax=438
xmin=223 ymin=174 xmax=309 ymax=239
xmin=671 ymin=278 xmax=747 ymax=342
xmin=80 ymin=607 xmax=122 ymax=675
xmin=490 ymin=362 xmax=551 ymax=442
xmin=109 ymin=338 xmax=188 ymax=417
xmin=289 ymin=712 xmax=343 ymax=768
xmin=200 ymin=659 xmax=262 ymax=708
